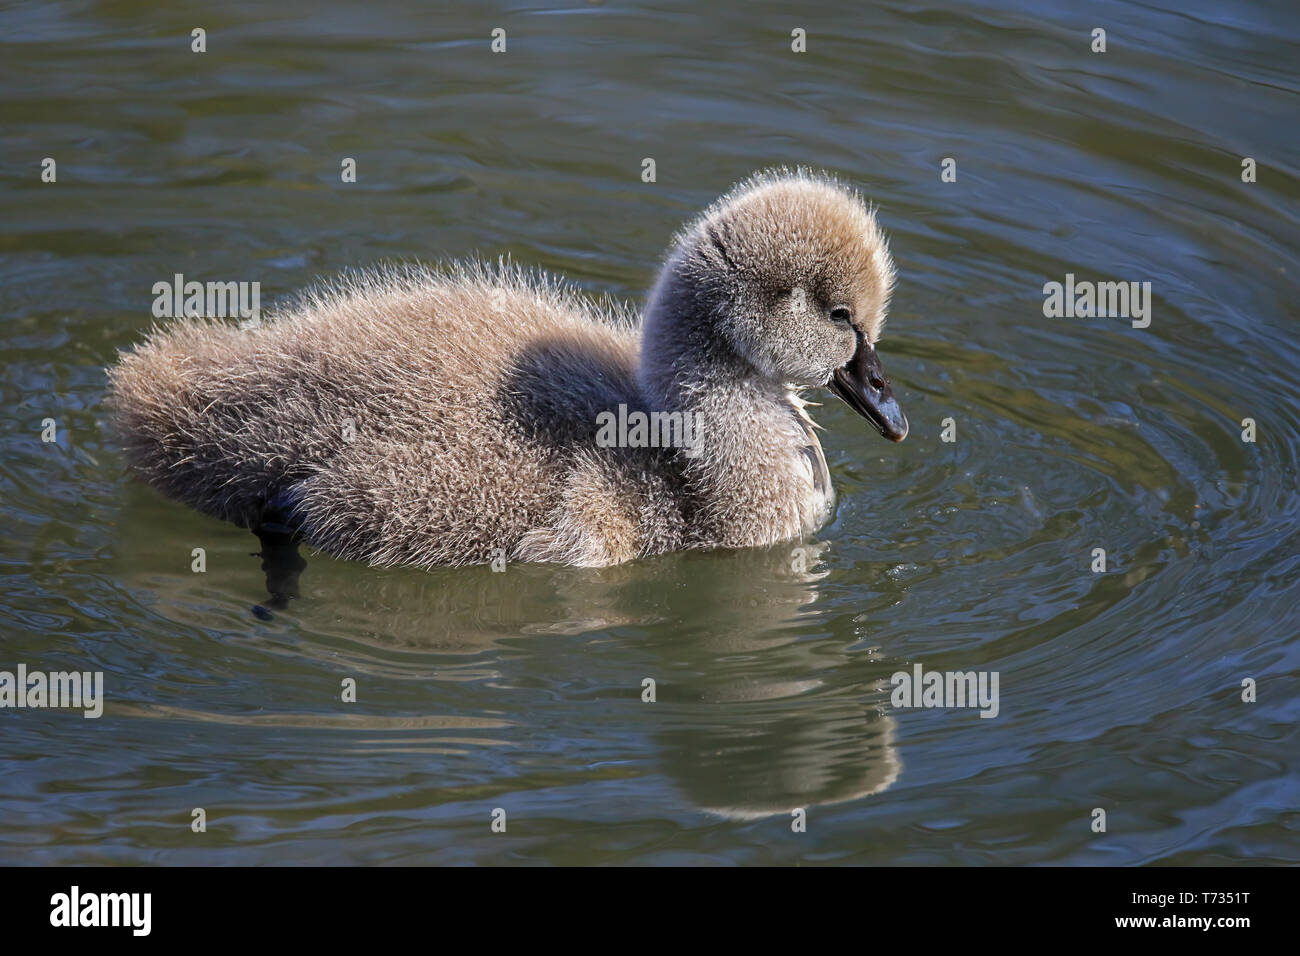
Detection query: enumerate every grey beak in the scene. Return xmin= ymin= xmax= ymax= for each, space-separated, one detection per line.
xmin=828 ymin=332 xmax=908 ymax=442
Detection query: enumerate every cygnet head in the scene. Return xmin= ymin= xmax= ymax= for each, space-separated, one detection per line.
xmin=644 ymin=170 xmax=908 ymax=441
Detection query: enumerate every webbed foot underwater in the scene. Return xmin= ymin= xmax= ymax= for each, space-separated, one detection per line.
xmin=107 ymin=170 xmax=908 ymax=570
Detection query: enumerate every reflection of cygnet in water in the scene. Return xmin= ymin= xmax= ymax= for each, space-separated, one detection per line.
xmin=658 ymin=693 xmax=899 ymax=822
xmin=268 ymin=537 xmax=902 ymax=819
xmin=303 ymin=538 xmax=833 ymax=652
xmin=636 ymin=542 xmax=901 ymax=820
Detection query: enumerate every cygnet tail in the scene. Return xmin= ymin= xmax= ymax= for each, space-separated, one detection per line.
xmin=105 ymin=318 xmax=272 ymax=527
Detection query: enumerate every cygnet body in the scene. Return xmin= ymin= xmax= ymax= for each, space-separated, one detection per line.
xmin=107 ymin=170 xmax=907 ymax=569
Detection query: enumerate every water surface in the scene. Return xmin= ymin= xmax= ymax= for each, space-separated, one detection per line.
xmin=2 ymin=0 xmax=1298 ymax=864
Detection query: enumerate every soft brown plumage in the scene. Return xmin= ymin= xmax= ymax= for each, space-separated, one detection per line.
xmin=106 ymin=170 xmax=905 ymax=568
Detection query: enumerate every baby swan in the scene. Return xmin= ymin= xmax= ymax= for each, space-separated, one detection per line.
xmin=107 ymin=170 xmax=907 ymax=569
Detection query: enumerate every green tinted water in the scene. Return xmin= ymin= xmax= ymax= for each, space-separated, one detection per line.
xmin=2 ymin=0 xmax=1298 ymax=863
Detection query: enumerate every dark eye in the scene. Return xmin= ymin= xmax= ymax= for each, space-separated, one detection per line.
xmin=830 ymin=306 xmax=852 ymax=324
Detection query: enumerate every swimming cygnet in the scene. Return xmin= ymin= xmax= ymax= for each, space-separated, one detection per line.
xmin=107 ymin=170 xmax=907 ymax=570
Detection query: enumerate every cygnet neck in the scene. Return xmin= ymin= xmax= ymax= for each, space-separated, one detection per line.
xmin=638 ymin=264 xmax=830 ymax=547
